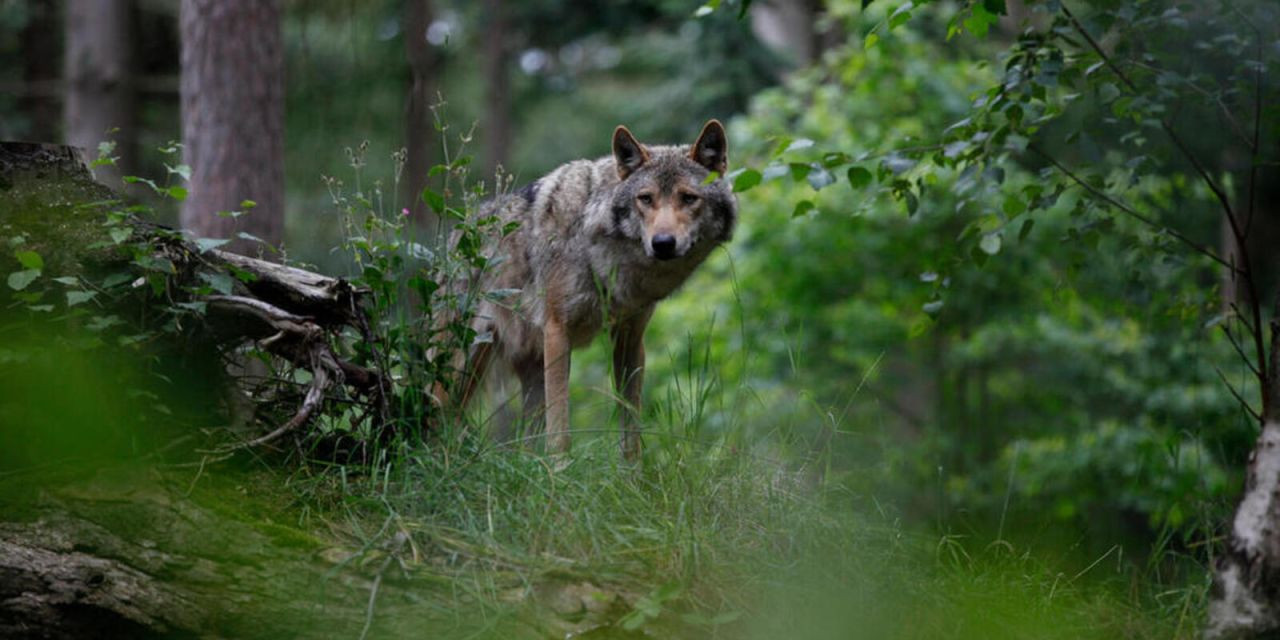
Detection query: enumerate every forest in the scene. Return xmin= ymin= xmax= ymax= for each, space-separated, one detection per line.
xmin=1 ymin=0 xmax=1279 ymax=638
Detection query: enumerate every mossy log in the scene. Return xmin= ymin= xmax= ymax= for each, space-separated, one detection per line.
xmin=0 ymin=142 xmax=386 ymax=449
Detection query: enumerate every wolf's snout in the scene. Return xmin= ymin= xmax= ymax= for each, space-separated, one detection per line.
xmin=651 ymin=234 xmax=678 ymax=260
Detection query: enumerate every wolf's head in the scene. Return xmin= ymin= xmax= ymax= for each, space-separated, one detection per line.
xmin=608 ymin=120 xmax=737 ymax=261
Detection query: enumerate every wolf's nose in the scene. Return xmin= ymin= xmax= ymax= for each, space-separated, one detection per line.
xmin=651 ymin=234 xmax=677 ymax=260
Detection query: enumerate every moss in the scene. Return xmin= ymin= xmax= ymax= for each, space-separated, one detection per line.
xmin=0 ymin=170 xmax=122 ymax=278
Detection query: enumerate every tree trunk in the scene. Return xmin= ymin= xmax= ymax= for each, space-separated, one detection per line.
xmin=63 ymin=0 xmax=135 ymax=187
xmin=18 ymin=1 xmax=60 ymax=143
xmin=403 ymin=0 xmax=441 ymax=232
xmin=179 ymin=0 xmax=284 ymax=255
xmin=1207 ymin=311 xmax=1280 ymax=639
xmin=749 ymin=0 xmax=826 ymax=68
xmin=481 ymin=0 xmax=513 ymax=182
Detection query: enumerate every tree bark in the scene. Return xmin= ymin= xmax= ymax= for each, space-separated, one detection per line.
xmin=481 ymin=0 xmax=513 ymax=182
xmin=18 ymin=1 xmax=61 ymax=143
xmin=403 ymin=0 xmax=441 ymax=232
xmin=1207 ymin=307 xmax=1280 ymax=638
xmin=179 ymin=0 xmax=284 ymax=255
xmin=63 ymin=0 xmax=135 ymax=187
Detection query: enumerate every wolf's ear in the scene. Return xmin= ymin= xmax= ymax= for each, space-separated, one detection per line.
xmin=612 ymin=126 xmax=649 ymax=180
xmin=690 ymin=119 xmax=728 ymax=175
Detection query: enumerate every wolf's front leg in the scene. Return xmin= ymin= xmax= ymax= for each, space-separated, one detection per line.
xmin=612 ymin=307 xmax=653 ymax=461
xmin=543 ymin=314 xmax=572 ymax=454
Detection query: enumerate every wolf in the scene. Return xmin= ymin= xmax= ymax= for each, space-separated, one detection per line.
xmin=437 ymin=120 xmax=737 ymax=460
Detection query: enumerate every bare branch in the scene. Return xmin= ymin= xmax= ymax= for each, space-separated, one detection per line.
xmin=1216 ymin=366 xmax=1263 ymax=423
xmin=1221 ymin=323 xmax=1263 ymax=381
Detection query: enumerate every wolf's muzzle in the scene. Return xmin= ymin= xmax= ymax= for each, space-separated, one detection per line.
xmin=651 ymin=234 xmax=678 ymax=260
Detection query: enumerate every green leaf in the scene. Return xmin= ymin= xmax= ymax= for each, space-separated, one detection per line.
xmin=980 ymin=232 xmax=1002 ymax=255
xmin=1019 ymin=219 xmax=1035 ymax=241
xmin=7 ymin=269 xmax=40 ymax=290
xmin=102 ymin=272 xmax=132 ymax=288
xmin=109 ymin=227 xmax=132 ymax=244
xmin=175 ymin=301 xmax=207 ymax=314
xmin=87 ymin=315 xmax=123 ymax=332
xmin=15 ymin=250 xmax=43 ymax=270
xmin=903 ymin=191 xmax=919 ymax=215
xmin=792 ymin=200 xmax=816 ymax=217
xmin=732 ymin=169 xmax=762 ymax=193
xmin=52 ymin=276 xmax=80 ymax=286
xmin=199 ymin=272 xmax=234 ymax=295
xmin=167 ymin=186 xmax=188 ymax=201
xmin=66 ymin=290 xmax=97 ymax=306
xmin=788 ymin=163 xmax=812 ymax=182
xmin=168 ymin=163 xmax=192 ymax=181
xmin=923 ymin=299 xmax=945 ymax=318
xmin=807 ymin=167 xmax=836 ymax=190
xmin=1002 ymin=195 xmax=1026 ymax=216
xmin=1098 ymin=83 xmax=1120 ymax=103
xmin=889 ymin=2 xmax=914 ymax=29
xmin=761 ymin=164 xmax=789 ymax=182
xmin=982 ymin=0 xmax=1007 ymax=15
xmin=864 ymin=31 xmax=880 ymax=50
xmin=195 ymin=237 xmax=230 ymax=253
xmin=846 ymin=167 xmax=873 ymax=189
xmin=963 ymin=3 xmax=998 ymax=38
xmin=422 ymin=187 xmax=446 ymax=213
xmin=239 ymin=199 xmax=257 ymax=209
xmin=784 ymin=138 xmax=815 ymax=153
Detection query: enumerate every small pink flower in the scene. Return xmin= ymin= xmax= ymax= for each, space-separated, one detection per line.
xmin=401 ymin=207 xmax=411 ymax=217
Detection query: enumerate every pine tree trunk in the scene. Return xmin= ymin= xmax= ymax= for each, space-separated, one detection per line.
xmin=481 ymin=0 xmax=512 ymax=181
xmin=63 ymin=0 xmax=134 ymax=187
xmin=18 ymin=1 xmax=60 ymax=143
xmin=403 ymin=0 xmax=441 ymax=232
xmin=179 ymin=0 xmax=284 ymax=255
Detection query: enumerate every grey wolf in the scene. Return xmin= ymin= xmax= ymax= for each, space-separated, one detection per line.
xmin=437 ymin=120 xmax=738 ymax=460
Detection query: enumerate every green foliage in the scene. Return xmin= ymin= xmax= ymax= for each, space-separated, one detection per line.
xmin=642 ymin=0 xmax=1270 ymax=559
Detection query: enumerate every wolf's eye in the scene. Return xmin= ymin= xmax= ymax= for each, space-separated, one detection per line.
xmin=637 ymin=193 xmax=654 ymax=205
xmin=680 ymin=193 xmax=700 ymax=206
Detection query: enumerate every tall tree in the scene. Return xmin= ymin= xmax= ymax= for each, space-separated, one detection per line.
xmin=19 ymin=0 xmax=60 ymax=143
xmin=63 ymin=0 xmax=134 ymax=186
xmin=481 ymin=0 xmax=513 ymax=181
xmin=403 ymin=0 xmax=440 ymax=231
xmin=179 ymin=0 xmax=284 ymax=254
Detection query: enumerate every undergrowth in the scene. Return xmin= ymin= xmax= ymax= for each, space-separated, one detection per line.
xmin=265 ymin=125 xmax=1202 ymax=638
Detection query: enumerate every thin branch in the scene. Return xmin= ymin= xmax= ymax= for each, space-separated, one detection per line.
xmin=1216 ymin=366 xmax=1263 ymax=424
xmin=1029 ymin=146 xmax=1234 ymax=272
xmin=1221 ymin=323 xmax=1263 ymax=381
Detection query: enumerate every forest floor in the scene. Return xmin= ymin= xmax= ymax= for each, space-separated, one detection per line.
xmin=1 ymin=433 xmax=1198 ymax=639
